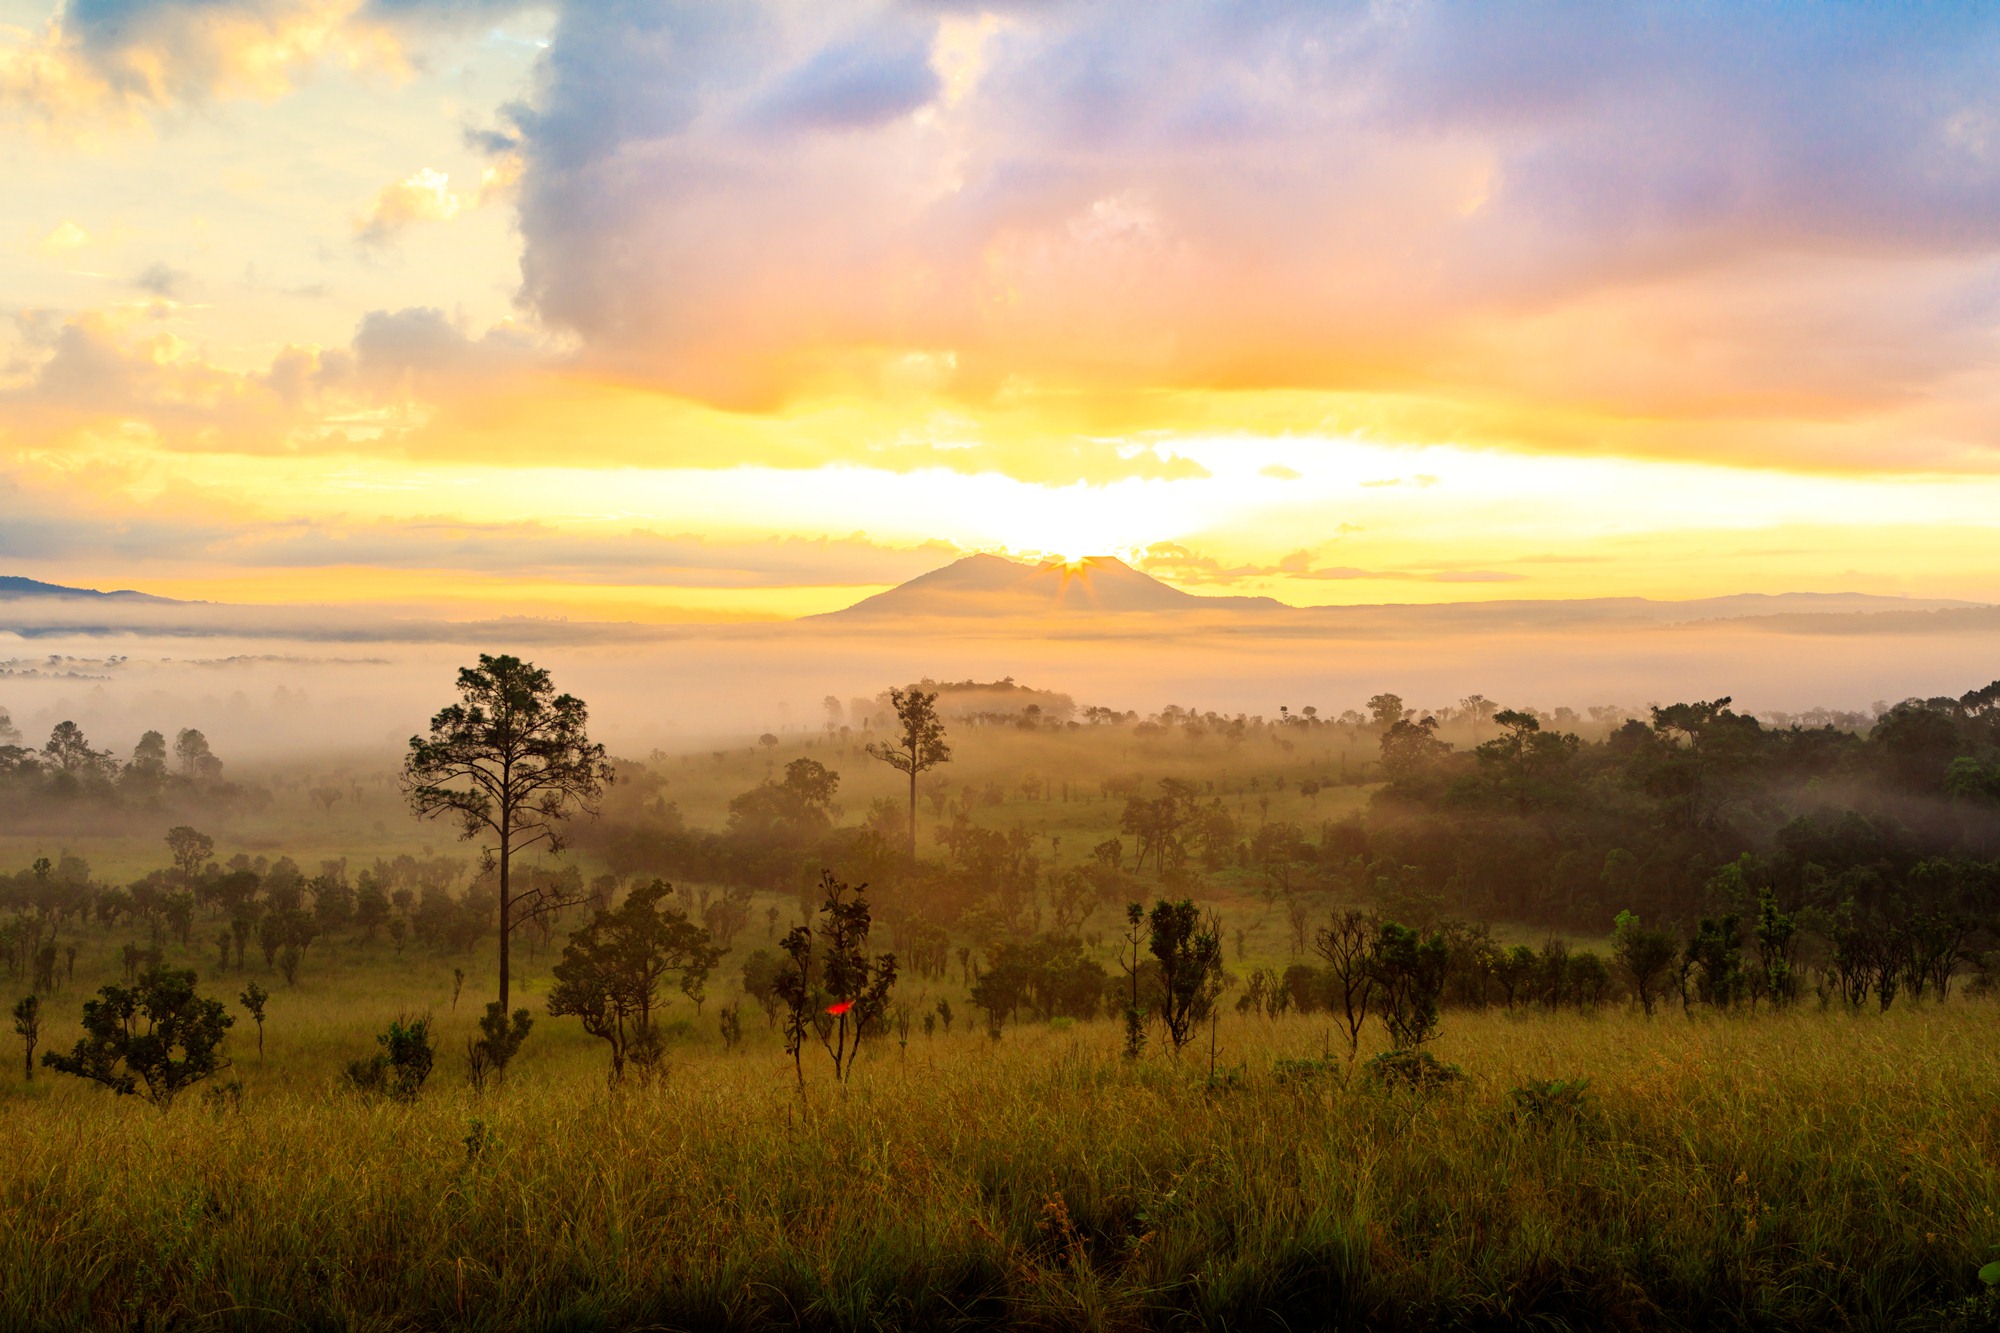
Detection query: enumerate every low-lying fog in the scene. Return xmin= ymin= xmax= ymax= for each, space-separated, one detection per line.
xmin=4 ymin=601 xmax=1996 ymax=767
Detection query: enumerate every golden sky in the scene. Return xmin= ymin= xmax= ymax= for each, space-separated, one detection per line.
xmin=5 ymin=1 xmax=2000 ymax=620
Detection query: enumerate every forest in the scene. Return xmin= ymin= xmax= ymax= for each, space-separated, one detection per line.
xmin=0 ymin=661 xmax=1996 ymax=1331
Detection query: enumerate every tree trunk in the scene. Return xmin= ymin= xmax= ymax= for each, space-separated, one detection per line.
xmin=498 ymin=818 xmax=512 ymax=1012
xmin=907 ymin=762 xmax=918 ymax=861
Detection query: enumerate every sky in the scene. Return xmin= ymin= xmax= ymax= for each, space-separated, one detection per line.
xmin=4 ymin=1 xmax=2000 ymax=622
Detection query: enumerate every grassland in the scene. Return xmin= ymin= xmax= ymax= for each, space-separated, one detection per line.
xmin=4 ymin=723 xmax=1997 ymax=1329
xmin=2 ymin=934 xmax=1997 ymax=1331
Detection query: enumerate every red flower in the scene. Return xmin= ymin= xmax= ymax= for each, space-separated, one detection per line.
xmin=826 ymin=1000 xmax=854 ymax=1015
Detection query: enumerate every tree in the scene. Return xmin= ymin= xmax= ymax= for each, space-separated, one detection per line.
xmin=865 ymin=687 xmax=951 ymax=859
xmin=1685 ymin=914 xmax=1746 ymax=1008
xmin=728 ymin=757 xmax=841 ymax=840
xmin=174 ymin=728 xmax=223 ymax=782
xmin=775 ymin=872 xmax=898 ymax=1085
xmin=1118 ymin=903 xmax=1147 ymax=1060
xmin=43 ymin=721 xmax=109 ymax=778
xmin=1611 ymin=910 xmax=1677 ymax=1017
xmin=1147 ymin=899 xmax=1224 ymax=1055
xmin=1753 ymin=886 xmax=1799 ymax=1007
xmin=347 ymin=1016 xmax=434 ymax=1103
xmin=402 ymin=654 xmax=613 ymax=1010
xmin=1313 ymin=908 xmax=1377 ymax=1061
xmin=1366 ymin=694 xmax=1407 ymax=729
xmin=126 ymin=730 xmax=169 ymax=789
xmin=12 ymin=995 xmax=38 ymax=1081
xmin=44 ymin=968 xmax=233 ymax=1110
xmin=547 ymin=880 xmax=718 ymax=1084
xmin=164 ymin=825 xmax=213 ymax=893
xmin=239 ymin=981 xmax=268 ymax=1056
xmin=466 ymin=1002 xmax=533 ymax=1090
xmin=1379 ymin=717 xmax=1451 ymax=779
xmin=1369 ymin=922 xmax=1450 ymax=1050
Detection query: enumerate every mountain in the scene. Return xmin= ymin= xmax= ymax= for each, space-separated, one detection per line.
xmin=819 ymin=556 xmax=1989 ymax=626
xmin=819 ymin=555 xmax=1287 ymax=618
xmin=0 ymin=576 xmax=176 ymax=603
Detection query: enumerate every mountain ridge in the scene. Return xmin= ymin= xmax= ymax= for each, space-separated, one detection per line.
xmin=818 ymin=554 xmax=1288 ymax=618
xmin=814 ymin=555 xmax=1988 ymax=623
xmin=0 ymin=576 xmax=178 ymax=604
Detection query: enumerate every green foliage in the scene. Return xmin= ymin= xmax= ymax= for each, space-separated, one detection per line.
xmin=1271 ymin=1054 xmax=1341 ymax=1086
xmin=969 ymin=935 xmax=1106 ymax=1027
xmin=238 ymin=980 xmax=268 ymax=1056
xmin=1509 ymin=1076 xmax=1597 ymax=1127
xmin=43 ymin=967 xmax=233 ymax=1110
xmin=11 ymin=994 xmax=38 ymax=1081
xmin=466 ymin=1002 xmax=532 ymax=1090
xmin=1755 ymin=884 xmax=1799 ymax=1005
xmin=402 ymin=654 xmax=613 ymax=1009
xmin=1370 ymin=921 xmax=1450 ymax=1049
xmin=346 ymin=1014 xmax=434 ymax=1103
xmin=546 ymin=880 xmax=717 ymax=1084
xmin=1364 ymin=1047 xmax=1465 ymax=1091
xmin=1685 ymin=914 xmax=1746 ymax=1007
xmin=775 ymin=872 xmax=897 ymax=1084
xmin=863 ymin=687 xmax=952 ymax=858
xmin=1146 ymin=898 xmax=1223 ymax=1054
xmin=1612 ymin=910 xmax=1677 ymax=1016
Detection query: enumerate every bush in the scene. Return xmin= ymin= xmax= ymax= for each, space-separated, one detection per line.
xmin=1272 ymin=1055 xmax=1341 ymax=1086
xmin=466 ymin=1003 xmax=532 ymax=1091
xmin=347 ymin=1014 xmax=434 ymax=1103
xmin=1364 ymin=1048 xmax=1465 ymax=1092
xmin=1509 ymin=1076 xmax=1598 ymax=1128
xmin=43 ymin=967 xmax=233 ymax=1111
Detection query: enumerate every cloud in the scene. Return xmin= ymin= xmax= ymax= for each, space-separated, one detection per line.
xmin=355 ymin=160 xmax=517 ymax=245
xmin=0 ymin=463 xmax=962 ymax=589
xmin=1258 ymin=464 xmax=1301 ymax=480
xmin=37 ymin=220 xmax=90 ymax=255
xmin=131 ymin=262 xmax=189 ymax=298
xmin=1291 ymin=566 xmax=1527 ymax=585
xmin=0 ymin=0 xmax=547 ymax=131
xmin=468 ymin=1 xmax=2000 ymax=474
xmin=355 ymin=167 xmax=464 ymax=244
xmin=748 ymin=25 xmax=940 ymax=132
xmin=0 ymin=0 xmax=399 ymax=129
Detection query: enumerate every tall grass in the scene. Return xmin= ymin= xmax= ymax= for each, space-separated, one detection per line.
xmin=1 ymin=997 xmax=1995 ymax=1331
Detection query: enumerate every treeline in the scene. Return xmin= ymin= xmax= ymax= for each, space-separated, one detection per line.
xmin=0 ymin=840 xmax=567 ymax=994
xmin=0 ymin=713 xmax=259 ymax=822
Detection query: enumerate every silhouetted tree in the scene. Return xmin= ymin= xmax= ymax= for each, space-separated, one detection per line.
xmin=1612 ymin=910 xmax=1677 ymax=1016
xmin=44 ymin=968 xmax=233 ymax=1110
xmin=776 ymin=872 xmax=898 ymax=1085
xmin=547 ymin=880 xmax=717 ymax=1084
xmin=865 ymin=687 xmax=951 ymax=859
xmin=1147 ymin=899 xmax=1223 ymax=1055
xmin=402 ymin=654 xmax=612 ymax=1010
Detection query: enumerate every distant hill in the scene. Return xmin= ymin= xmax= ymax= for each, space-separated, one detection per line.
xmin=0 ymin=576 xmax=175 ymax=603
xmin=820 ymin=554 xmax=1287 ymax=618
xmin=817 ymin=556 xmax=1988 ymax=626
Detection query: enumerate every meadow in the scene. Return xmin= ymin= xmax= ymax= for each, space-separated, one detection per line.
xmin=0 ymin=961 xmax=1994 ymax=1332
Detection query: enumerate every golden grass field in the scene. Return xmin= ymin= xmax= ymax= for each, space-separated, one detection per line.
xmin=3 ymin=942 xmax=1996 ymax=1331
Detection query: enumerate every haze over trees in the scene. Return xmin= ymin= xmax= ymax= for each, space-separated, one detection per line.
xmin=1 ymin=664 xmax=1998 ymax=1327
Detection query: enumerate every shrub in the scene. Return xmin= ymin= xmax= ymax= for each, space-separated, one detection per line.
xmin=1370 ymin=922 xmax=1450 ymax=1050
xmin=1509 ymin=1076 xmax=1598 ymax=1128
xmin=1147 ymin=898 xmax=1224 ymax=1055
xmin=466 ymin=1003 xmax=532 ymax=1091
xmin=347 ymin=1015 xmax=434 ymax=1103
xmin=1364 ymin=1048 xmax=1465 ymax=1092
xmin=1272 ymin=1055 xmax=1341 ymax=1086
xmin=43 ymin=967 xmax=233 ymax=1110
